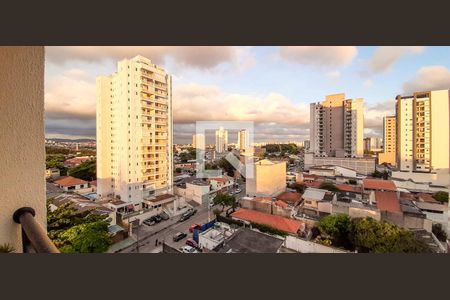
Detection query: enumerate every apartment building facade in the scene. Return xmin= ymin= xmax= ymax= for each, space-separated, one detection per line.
xmin=96 ymin=55 xmax=173 ymax=206
xmin=378 ymin=116 xmax=396 ymax=166
xmin=396 ymin=90 xmax=450 ymax=173
xmin=237 ymin=129 xmax=249 ymax=151
xmin=310 ymin=93 xmax=364 ymax=158
xmin=215 ymin=126 xmax=228 ymax=153
xmin=192 ymin=133 xmax=204 ymax=150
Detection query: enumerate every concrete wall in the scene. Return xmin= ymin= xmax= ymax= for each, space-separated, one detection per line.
xmin=0 ymin=47 xmax=45 ymax=252
xmin=284 ymin=235 xmax=348 ymax=253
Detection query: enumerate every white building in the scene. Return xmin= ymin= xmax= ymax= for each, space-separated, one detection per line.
xmin=192 ymin=133 xmax=204 ymax=150
xmin=215 ymin=126 xmax=228 ymax=153
xmin=237 ymin=129 xmax=249 ymax=151
xmin=96 ymin=55 xmax=173 ymax=208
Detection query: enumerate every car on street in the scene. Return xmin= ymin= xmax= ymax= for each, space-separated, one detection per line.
xmin=189 ymin=223 xmax=201 ymax=233
xmin=178 ymin=212 xmax=191 ymax=222
xmin=235 ymin=188 xmax=242 ymax=193
xmin=154 ymin=215 xmax=163 ymax=222
xmin=209 ymin=201 xmax=215 ymax=208
xmin=160 ymin=212 xmax=169 ymax=220
xmin=173 ymin=232 xmax=187 ymax=242
xmin=180 ymin=245 xmax=199 ymax=253
xmin=143 ymin=218 xmax=156 ymax=226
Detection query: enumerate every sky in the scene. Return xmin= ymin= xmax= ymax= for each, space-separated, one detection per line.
xmin=44 ymin=46 xmax=450 ymax=143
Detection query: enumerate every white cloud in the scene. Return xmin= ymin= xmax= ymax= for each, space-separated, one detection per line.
xmin=364 ymin=46 xmax=425 ymax=74
xmin=173 ymin=83 xmax=309 ymax=125
xmin=278 ymin=46 xmax=358 ymax=67
xmin=46 ymin=46 xmax=254 ymax=71
xmin=403 ymin=65 xmax=450 ymax=94
xmin=364 ymin=100 xmax=396 ymax=136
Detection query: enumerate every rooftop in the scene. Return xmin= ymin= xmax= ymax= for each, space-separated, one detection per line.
xmin=217 ymin=228 xmax=284 ymax=253
xmin=375 ymin=191 xmax=401 ymax=213
xmin=231 ymin=208 xmax=304 ymax=234
xmin=54 ymin=176 xmax=88 ymax=187
xmin=336 ymin=184 xmax=362 ymax=193
xmin=277 ymin=191 xmax=302 ymax=204
xmin=363 ymin=178 xmax=396 ymax=191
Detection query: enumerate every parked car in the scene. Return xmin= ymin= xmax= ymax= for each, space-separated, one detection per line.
xmin=143 ymin=218 xmax=156 ymax=226
xmin=235 ymin=188 xmax=242 ymax=193
xmin=178 ymin=212 xmax=191 ymax=222
xmin=180 ymin=245 xmax=199 ymax=253
xmin=173 ymin=232 xmax=187 ymax=242
xmin=189 ymin=223 xmax=201 ymax=233
xmin=187 ymin=208 xmax=197 ymax=216
xmin=160 ymin=212 xmax=169 ymax=220
xmin=154 ymin=215 xmax=163 ymax=222
xmin=185 ymin=239 xmax=201 ymax=251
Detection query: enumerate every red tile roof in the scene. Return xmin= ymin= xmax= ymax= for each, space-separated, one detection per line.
xmin=363 ymin=179 xmax=396 ymax=191
xmin=336 ymin=184 xmax=361 ymax=193
xmin=375 ymin=191 xmax=401 ymax=213
xmin=274 ymin=200 xmax=289 ymax=209
xmin=254 ymin=197 xmax=274 ymax=202
xmin=416 ymin=193 xmax=439 ymax=203
xmin=231 ymin=209 xmax=304 ymax=234
xmin=54 ymin=176 xmax=88 ymax=187
xmin=276 ymin=191 xmax=301 ymax=204
xmin=89 ymin=180 xmax=97 ymax=187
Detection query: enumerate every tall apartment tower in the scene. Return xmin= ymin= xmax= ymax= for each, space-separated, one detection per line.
xmin=310 ymin=93 xmax=364 ymax=158
xmin=237 ymin=129 xmax=249 ymax=151
xmin=192 ymin=133 xmax=204 ymax=149
xmin=378 ymin=116 xmax=396 ymax=166
xmin=96 ymin=55 xmax=173 ymax=205
xmin=215 ymin=126 xmax=228 ymax=153
xmin=396 ymin=90 xmax=450 ymax=172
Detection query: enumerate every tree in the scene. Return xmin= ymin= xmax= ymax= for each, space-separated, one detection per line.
xmin=58 ymin=221 xmax=112 ymax=253
xmin=69 ymin=160 xmax=96 ymax=181
xmin=349 ymin=217 xmax=431 ymax=253
xmin=319 ymin=181 xmax=339 ymax=192
xmin=318 ymin=214 xmax=352 ymax=248
xmin=47 ymin=199 xmax=112 ymax=253
xmin=175 ymin=167 xmax=182 ymax=173
xmin=218 ymin=157 xmax=235 ymax=177
xmin=213 ymin=192 xmax=236 ymax=212
xmin=432 ymin=191 xmax=449 ymax=203
xmin=0 ymin=243 xmax=15 ymax=253
xmin=371 ymin=170 xmax=389 ymax=180
xmin=290 ymin=182 xmax=306 ymax=194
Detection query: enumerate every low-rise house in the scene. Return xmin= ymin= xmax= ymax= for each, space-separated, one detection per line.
xmin=240 ymin=196 xmax=292 ymax=218
xmin=231 ymin=208 xmax=305 ymax=235
xmin=276 ymin=191 xmax=302 ymax=207
xmin=198 ymin=223 xmax=235 ymax=251
xmin=335 ymin=184 xmax=362 ymax=201
xmin=174 ymin=177 xmax=213 ymax=206
xmin=63 ymin=156 xmax=92 ymax=168
xmin=208 ymin=175 xmax=234 ymax=191
xmin=363 ymin=178 xmax=397 ymax=192
xmin=300 ymin=188 xmax=336 ymax=217
xmin=54 ymin=176 xmax=91 ymax=193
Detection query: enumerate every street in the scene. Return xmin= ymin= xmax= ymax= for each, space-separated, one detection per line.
xmin=120 ymin=181 xmax=246 ymax=253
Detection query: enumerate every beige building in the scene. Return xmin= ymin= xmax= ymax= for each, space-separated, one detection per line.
xmin=96 ymin=55 xmax=173 ymax=207
xmin=396 ymin=90 xmax=450 ymax=172
xmin=363 ymin=137 xmax=382 ymax=152
xmin=246 ymin=159 xmax=286 ymax=197
xmin=192 ymin=133 xmax=204 ymax=150
xmin=237 ymin=129 xmax=249 ymax=151
xmin=378 ymin=116 xmax=396 ymax=166
xmin=310 ymin=93 xmax=364 ymax=158
xmin=215 ymin=126 xmax=228 ymax=153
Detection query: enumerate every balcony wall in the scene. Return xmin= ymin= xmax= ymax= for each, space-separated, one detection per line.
xmin=0 ymin=46 xmax=45 ymax=252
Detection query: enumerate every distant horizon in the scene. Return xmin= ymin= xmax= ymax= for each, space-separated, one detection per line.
xmin=45 ymin=46 xmax=450 ymax=143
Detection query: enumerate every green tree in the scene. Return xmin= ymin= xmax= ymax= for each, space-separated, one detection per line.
xmin=69 ymin=160 xmax=96 ymax=181
xmin=213 ymin=192 xmax=236 ymax=212
xmin=47 ymin=199 xmax=112 ymax=253
xmin=218 ymin=157 xmax=235 ymax=177
xmin=0 ymin=243 xmax=15 ymax=253
xmin=371 ymin=170 xmax=389 ymax=180
xmin=290 ymin=182 xmax=306 ymax=194
xmin=432 ymin=191 xmax=449 ymax=203
xmin=318 ymin=214 xmax=352 ymax=248
xmin=432 ymin=223 xmax=448 ymax=242
xmin=319 ymin=181 xmax=339 ymax=192
xmin=58 ymin=221 xmax=112 ymax=253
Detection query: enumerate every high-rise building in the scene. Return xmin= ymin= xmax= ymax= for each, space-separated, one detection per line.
xmin=303 ymin=140 xmax=310 ymax=150
xmin=192 ymin=133 xmax=204 ymax=150
xmin=363 ymin=137 xmax=382 ymax=152
xmin=378 ymin=116 xmax=396 ymax=166
xmin=396 ymin=90 xmax=450 ymax=172
xmin=237 ymin=129 xmax=249 ymax=151
xmin=310 ymin=93 xmax=364 ymax=158
xmin=215 ymin=126 xmax=228 ymax=153
xmin=96 ymin=55 xmax=173 ymax=205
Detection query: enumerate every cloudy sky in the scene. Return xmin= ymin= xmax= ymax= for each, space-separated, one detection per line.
xmin=45 ymin=46 xmax=450 ymax=143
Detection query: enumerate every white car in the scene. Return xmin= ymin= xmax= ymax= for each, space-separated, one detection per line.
xmin=235 ymin=188 xmax=242 ymax=193
xmin=180 ymin=245 xmax=199 ymax=253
